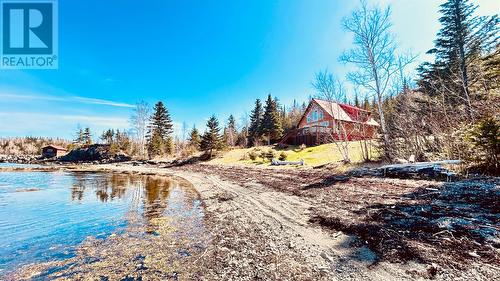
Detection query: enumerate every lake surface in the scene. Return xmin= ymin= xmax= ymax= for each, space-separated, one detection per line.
xmin=0 ymin=169 xmax=204 ymax=276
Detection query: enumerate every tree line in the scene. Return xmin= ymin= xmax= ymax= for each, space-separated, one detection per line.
xmin=67 ymin=0 xmax=498 ymax=171
xmin=340 ymin=0 xmax=499 ymax=171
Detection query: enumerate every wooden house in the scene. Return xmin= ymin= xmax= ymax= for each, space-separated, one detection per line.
xmin=280 ymin=98 xmax=379 ymax=146
xmin=41 ymin=145 xmax=68 ymax=158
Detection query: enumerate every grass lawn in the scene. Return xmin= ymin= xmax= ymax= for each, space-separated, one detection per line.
xmin=210 ymin=141 xmax=379 ymax=167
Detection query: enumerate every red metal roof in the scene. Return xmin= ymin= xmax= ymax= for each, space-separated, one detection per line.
xmin=311 ymin=98 xmax=380 ymax=126
xmin=43 ymin=145 xmax=67 ymax=151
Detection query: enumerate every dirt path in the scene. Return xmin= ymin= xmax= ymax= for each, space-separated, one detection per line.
xmin=78 ymin=164 xmax=429 ymax=280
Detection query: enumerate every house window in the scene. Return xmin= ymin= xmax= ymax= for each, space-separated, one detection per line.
xmin=307 ymin=107 xmax=324 ymax=123
xmin=312 ymin=110 xmax=318 ymax=121
xmin=320 ymin=121 xmax=329 ymax=127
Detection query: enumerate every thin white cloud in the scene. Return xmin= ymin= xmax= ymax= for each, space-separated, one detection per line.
xmin=0 ymin=90 xmax=134 ymax=108
xmin=73 ymin=96 xmax=134 ymax=108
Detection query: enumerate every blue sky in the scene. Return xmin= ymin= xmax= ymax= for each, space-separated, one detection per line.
xmin=0 ymin=0 xmax=498 ymax=139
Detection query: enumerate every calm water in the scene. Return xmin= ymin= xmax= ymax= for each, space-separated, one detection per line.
xmin=0 ymin=169 xmax=204 ymax=275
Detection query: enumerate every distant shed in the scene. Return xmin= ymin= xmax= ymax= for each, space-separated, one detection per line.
xmin=42 ymin=145 xmax=68 ymax=158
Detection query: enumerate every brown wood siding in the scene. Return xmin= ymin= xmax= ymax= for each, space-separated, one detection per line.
xmin=281 ymin=99 xmax=378 ymax=146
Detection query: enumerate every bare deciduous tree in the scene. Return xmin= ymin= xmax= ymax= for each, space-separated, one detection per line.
xmin=239 ymin=111 xmax=250 ymax=147
xmin=312 ymin=70 xmax=351 ymax=163
xmin=129 ymin=101 xmax=150 ymax=157
xmin=340 ymin=0 xmax=415 ymax=159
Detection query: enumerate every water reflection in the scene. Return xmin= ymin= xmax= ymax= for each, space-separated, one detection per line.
xmin=0 ymin=171 xmax=205 ymax=275
xmin=70 ymin=174 xmax=183 ymax=233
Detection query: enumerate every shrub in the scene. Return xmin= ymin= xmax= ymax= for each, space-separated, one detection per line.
xmin=180 ymin=144 xmax=198 ymax=158
xmin=279 ymin=151 xmax=287 ymax=161
xmin=248 ymin=150 xmax=258 ymax=161
xmin=467 ymin=117 xmax=500 ymax=172
xmin=240 ymin=152 xmax=249 ymax=161
xmin=261 ymin=149 xmax=276 ymax=161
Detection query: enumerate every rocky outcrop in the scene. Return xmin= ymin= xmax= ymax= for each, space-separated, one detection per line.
xmin=0 ymin=154 xmax=40 ymax=164
xmin=59 ymin=144 xmax=131 ymax=163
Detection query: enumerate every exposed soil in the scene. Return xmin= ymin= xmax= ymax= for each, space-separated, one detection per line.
xmin=173 ymin=163 xmax=500 ymax=280
xmin=5 ymin=162 xmax=499 ymax=280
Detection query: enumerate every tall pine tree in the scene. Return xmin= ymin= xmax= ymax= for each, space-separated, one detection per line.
xmin=419 ymin=0 xmax=498 ymax=119
xmin=201 ymin=115 xmax=222 ymax=157
xmin=225 ymin=114 xmax=237 ymax=147
xmin=354 ymin=92 xmax=360 ymax=107
xmin=147 ymin=101 xmax=173 ymax=157
xmin=260 ymin=94 xmax=283 ymax=144
xmin=83 ymin=128 xmax=92 ymax=145
xmin=248 ymin=99 xmax=263 ymax=146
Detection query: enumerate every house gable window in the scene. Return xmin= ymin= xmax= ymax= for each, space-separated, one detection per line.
xmin=306 ymin=106 xmax=324 ymax=124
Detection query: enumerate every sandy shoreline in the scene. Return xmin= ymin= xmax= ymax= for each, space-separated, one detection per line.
xmin=2 ymin=163 xmax=499 ymax=280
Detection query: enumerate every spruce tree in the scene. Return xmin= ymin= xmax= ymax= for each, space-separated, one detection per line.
xmin=101 ymin=129 xmax=115 ymax=144
xmin=189 ymin=126 xmax=201 ymax=149
xmin=148 ymin=101 xmax=173 ymax=140
xmin=165 ymin=137 xmax=175 ymax=155
xmin=201 ymin=115 xmax=222 ymax=157
xmin=419 ymin=0 xmax=498 ymax=118
xmin=260 ymin=94 xmax=283 ymax=144
xmin=225 ymin=114 xmax=236 ymax=147
xmin=83 ymin=128 xmax=92 ymax=145
xmin=354 ymin=92 xmax=360 ymax=108
xmin=74 ymin=127 xmax=84 ymax=144
xmin=147 ymin=131 xmax=164 ymax=158
xmin=248 ymin=99 xmax=263 ymax=146
xmin=147 ymin=101 xmax=173 ymax=157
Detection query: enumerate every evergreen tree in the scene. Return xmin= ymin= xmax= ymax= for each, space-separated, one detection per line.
xmin=419 ymin=0 xmax=498 ymax=118
xmin=189 ymin=126 xmax=201 ymax=149
xmin=201 ymin=115 xmax=222 ymax=157
xmin=354 ymin=92 xmax=360 ymax=107
xmin=101 ymin=129 xmax=115 ymax=144
xmin=146 ymin=101 xmax=173 ymax=158
xmin=260 ymin=94 xmax=283 ymax=144
xmin=363 ymin=95 xmax=370 ymax=111
xmin=115 ymin=130 xmax=131 ymax=152
xmin=147 ymin=131 xmax=164 ymax=158
xmin=148 ymin=101 xmax=173 ymax=140
xmin=74 ymin=126 xmax=84 ymax=144
xmin=165 ymin=137 xmax=175 ymax=155
xmin=82 ymin=128 xmax=92 ymax=145
xmin=225 ymin=114 xmax=237 ymax=147
xmin=248 ymin=99 xmax=263 ymax=146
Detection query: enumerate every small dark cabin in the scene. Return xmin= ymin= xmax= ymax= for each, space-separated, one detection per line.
xmin=42 ymin=145 xmax=67 ymax=158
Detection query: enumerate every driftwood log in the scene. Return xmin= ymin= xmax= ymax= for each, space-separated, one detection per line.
xmin=271 ymin=159 xmax=305 ymax=166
